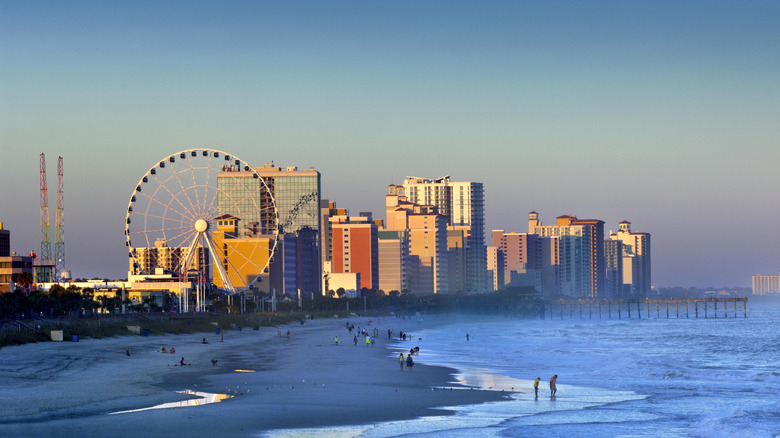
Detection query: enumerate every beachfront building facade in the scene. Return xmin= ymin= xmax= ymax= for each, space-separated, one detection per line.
xmin=402 ymin=176 xmax=488 ymax=293
xmin=604 ymin=239 xmax=625 ymax=298
xmin=528 ymin=212 xmax=605 ymax=299
xmin=320 ymin=200 xmax=347 ymax=267
xmin=752 ymin=272 xmax=780 ymax=296
xmin=211 ymin=215 xmax=275 ymax=294
xmin=446 ymin=228 xmax=467 ymax=294
xmin=491 ymin=230 xmax=539 ymax=292
xmin=329 ymin=215 xmax=379 ymax=291
xmin=0 ymin=254 xmax=34 ymax=293
xmin=254 ymin=164 xmax=321 ymax=236
xmin=490 ymin=229 xmax=558 ymax=298
xmin=0 ymin=223 xmax=37 ymax=292
xmin=0 ymin=223 xmax=8 ymax=257
xmin=386 ymin=185 xmax=449 ymax=295
xmin=378 ymin=229 xmax=410 ymax=294
xmin=217 ymin=163 xmax=322 ymax=297
xmin=255 ymin=164 xmax=322 ymax=296
xmin=609 ymin=221 xmax=652 ymax=298
xmin=486 ymin=246 xmax=505 ymax=291
xmin=130 ymin=238 xmax=209 ymax=279
xmin=406 ymin=210 xmax=449 ymax=294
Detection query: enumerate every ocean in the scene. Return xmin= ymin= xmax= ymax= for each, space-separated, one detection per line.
xmin=270 ymin=298 xmax=780 ymax=438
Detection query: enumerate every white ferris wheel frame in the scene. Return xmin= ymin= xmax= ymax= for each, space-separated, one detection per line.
xmin=124 ymin=148 xmax=278 ymax=296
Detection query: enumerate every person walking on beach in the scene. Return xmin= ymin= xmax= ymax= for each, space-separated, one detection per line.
xmin=334 ymin=336 xmax=339 ymax=345
xmin=353 ymin=335 xmax=358 ymax=346
xmin=388 ymin=329 xmax=392 ymax=339
xmin=533 ymin=377 xmax=541 ymax=399
xmin=366 ymin=336 xmax=371 ymax=347
xmin=550 ymin=374 xmax=558 ymax=398
xmin=399 ymin=353 xmax=405 ymax=371
xmin=406 ymin=354 xmax=414 ymax=371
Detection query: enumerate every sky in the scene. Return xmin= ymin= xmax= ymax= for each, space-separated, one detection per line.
xmin=2 ymin=1 xmax=779 ymax=288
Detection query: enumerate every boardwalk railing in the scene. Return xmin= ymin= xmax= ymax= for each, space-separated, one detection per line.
xmin=545 ymin=297 xmax=748 ymax=320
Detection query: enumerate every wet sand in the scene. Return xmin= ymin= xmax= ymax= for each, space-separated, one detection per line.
xmin=0 ymin=315 xmax=508 ymax=437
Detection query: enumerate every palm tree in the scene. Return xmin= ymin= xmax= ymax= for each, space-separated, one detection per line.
xmin=16 ymin=271 xmax=33 ymax=294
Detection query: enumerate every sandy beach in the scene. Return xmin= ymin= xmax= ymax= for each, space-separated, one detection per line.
xmin=0 ymin=315 xmax=509 ymax=437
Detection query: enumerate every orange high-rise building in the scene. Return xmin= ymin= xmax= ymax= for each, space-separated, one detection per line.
xmin=330 ymin=215 xmax=379 ymax=291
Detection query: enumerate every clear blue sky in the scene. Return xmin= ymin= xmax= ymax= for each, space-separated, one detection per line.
xmin=2 ymin=1 xmax=779 ymax=287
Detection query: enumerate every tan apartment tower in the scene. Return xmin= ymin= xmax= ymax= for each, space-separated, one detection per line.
xmin=402 ymin=176 xmax=487 ymax=293
xmin=529 ymin=212 xmax=605 ymax=299
xmin=386 ymin=185 xmax=449 ymax=294
xmin=609 ymin=221 xmax=651 ymax=297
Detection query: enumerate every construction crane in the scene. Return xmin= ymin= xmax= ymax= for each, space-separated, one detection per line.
xmin=54 ymin=156 xmax=65 ymax=279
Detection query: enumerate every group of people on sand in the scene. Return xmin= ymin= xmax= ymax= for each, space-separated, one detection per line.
xmin=533 ymin=375 xmax=558 ymax=398
xmin=398 ymin=346 xmax=420 ymax=371
xmin=335 ymin=323 xmax=422 ymax=371
xmin=399 ymin=352 xmax=414 ymax=371
xmin=339 ymin=322 xmax=396 ymax=347
xmin=152 ymin=337 xmax=216 ymax=367
xmin=159 ymin=345 xmax=187 ymax=366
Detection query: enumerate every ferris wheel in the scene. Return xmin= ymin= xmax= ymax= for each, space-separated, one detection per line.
xmin=125 ymin=149 xmax=278 ymax=296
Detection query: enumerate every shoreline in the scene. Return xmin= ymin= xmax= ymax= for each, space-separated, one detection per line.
xmin=0 ymin=314 xmax=512 ymax=437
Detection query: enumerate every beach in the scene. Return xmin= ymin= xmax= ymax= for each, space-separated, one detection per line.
xmin=0 ymin=315 xmax=509 ymax=438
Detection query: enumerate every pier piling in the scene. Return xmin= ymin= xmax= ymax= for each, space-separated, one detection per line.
xmin=547 ymin=297 xmax=747 ymax=320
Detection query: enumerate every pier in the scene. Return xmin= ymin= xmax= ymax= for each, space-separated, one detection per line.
xmin=545 ymin=297 xmax=748 ymax=320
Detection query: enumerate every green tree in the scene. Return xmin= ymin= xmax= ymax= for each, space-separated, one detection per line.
xmin=16 ymin=271 xmax=34 ymax=294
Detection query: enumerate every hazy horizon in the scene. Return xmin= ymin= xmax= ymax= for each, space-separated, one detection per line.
xmin=2 ymin=1 xmax=779 ymax=288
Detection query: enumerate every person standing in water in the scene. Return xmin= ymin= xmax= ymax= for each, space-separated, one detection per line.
xmin=550 ymin=374 xmax=558 ymax=398
xmin=399 ymin=353 xmax=405 ymax=371
xmin=533 ymin=377 xmax=541 ymax=398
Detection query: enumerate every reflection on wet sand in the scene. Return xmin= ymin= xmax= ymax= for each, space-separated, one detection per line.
xmin=109 ymin=390 xmax=233 ymax=415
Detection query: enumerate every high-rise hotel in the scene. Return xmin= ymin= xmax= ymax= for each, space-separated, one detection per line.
xmin=402 ymin=176 xmax=488 ymax=293
xmin=254 ymin=164 xmax=321 ymax=296
xmin=386 ymin=185 xmax=449 ymax=294
xmin=217 ymin=163 xmax=322 ymax=296
xmin=752 ymin=272 xmax=780 ymax=295
xmin=528 ymin=212 xmax=606 ymax=299
xmin=609 ymin=221 xmax=651 ymax=297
